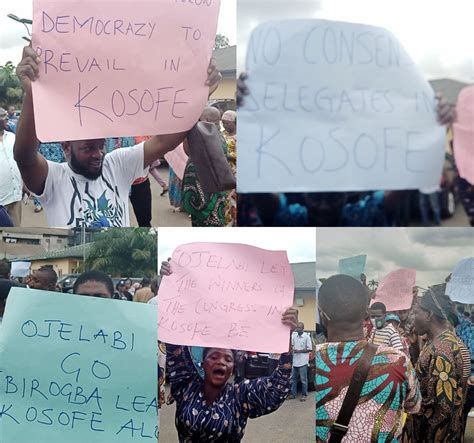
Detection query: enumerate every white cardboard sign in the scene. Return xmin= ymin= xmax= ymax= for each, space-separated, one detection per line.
xmin=238 ymin=19 xmax=445 ymax=192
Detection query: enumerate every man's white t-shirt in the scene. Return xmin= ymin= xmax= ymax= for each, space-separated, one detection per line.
xmin=36 ymin=143 xmax=148 ymax=228
xmin=0 ymin=131 xmax=22 ymax=207
xmin=291 ymin=332 xmax=312 ymax=368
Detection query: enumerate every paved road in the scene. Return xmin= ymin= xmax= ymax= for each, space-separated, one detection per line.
xmin=466 ymin=416 xmax=474 ymax=443
xmin=20 ymin=164 xmax=190 ymax=228
xmin=159 ymin=398 xmax=474 ymax=442
xmin=420 ymin=200 xmax=469 ymax=227
xmin=159 ymin=390 xmax=315 ymax=442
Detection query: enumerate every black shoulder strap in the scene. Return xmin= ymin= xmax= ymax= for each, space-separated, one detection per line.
xmin=328 ymin=343 xmax=378 ymax=443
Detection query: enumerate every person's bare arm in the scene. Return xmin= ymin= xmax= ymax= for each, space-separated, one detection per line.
xmin=143 ymin=131 xmax=189 ymax=167
xmin=143 ymin=59 xmax=222 ymax=167
xmin=13 ymin=46 xmax=48 ymax=195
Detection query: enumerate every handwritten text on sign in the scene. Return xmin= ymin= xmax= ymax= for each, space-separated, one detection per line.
xmin=238 ymin=19 xmax=445 ymax=192
xmin=157 ymin=243 xmax=295 ymax=353
xmin=371 ymin=268 xmax=416 ymax=311
xmin=0 ymin=288 xmax=158 ymax=443
xmin=32 ymin=0 xmax=221 ymax=142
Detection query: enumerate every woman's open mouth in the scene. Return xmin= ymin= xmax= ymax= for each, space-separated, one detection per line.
xmin=212 ymin=367 xmax=226 ymax=378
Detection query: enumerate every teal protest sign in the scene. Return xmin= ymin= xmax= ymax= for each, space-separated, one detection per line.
xmin=0 ymin=288 xmax=157 ymax=442
xmin=339 ymin=254 xmax=367 ymax=279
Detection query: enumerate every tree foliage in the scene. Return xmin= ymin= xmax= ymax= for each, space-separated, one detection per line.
xmin=85 ymin=228 xmax=157 ymax=277
xmin=0 ymin=62 xmax=22 ymax=108
xmin=214 ymin=33 xmax=230 ymax=50
xmin=368 ymin=279 xmax=379 ymax=294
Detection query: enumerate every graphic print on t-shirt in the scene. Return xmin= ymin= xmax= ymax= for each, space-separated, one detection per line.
xmin=68 ymin=176 xmax=125 ymax=228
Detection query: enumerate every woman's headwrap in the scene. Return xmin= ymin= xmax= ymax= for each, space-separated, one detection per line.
xmin=420 ymin=284 xmax=457 ymax=326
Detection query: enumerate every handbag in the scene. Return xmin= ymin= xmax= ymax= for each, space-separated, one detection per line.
xmin=186 ymin=121 xmax=236 ymax=193
xmin=328 ymin=343 xmax=378 ymax=443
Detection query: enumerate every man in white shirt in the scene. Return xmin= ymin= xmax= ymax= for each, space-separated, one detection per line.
xmin=13 ymin=46 xmax=221 ymax=228
xmin=0 ymin=108 xmax=22 ymax=226
xmin=290 ymin=322 xmax=312 ymax=401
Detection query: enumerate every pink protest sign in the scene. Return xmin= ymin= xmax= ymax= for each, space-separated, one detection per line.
xmin=371 ymin=268 xmax=416 ymax=312
xmin=164 ymin=143 xmax=188 ymax=180
xmin=32 ymin=0 xmax=221 ymax=142
xmin=157 ymin=243 xmax=295 ymax=353
xmin=453 ymin=85 xmax=474 ymax=185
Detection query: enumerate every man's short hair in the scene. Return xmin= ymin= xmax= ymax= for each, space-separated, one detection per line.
xmin=73 ymin=271 xmax=114 ymax=297
xmin=141 ymin=277 xmax=151 ymax=287
xmin=370 ymin=302 xmax=387 ymax=314
xmin=319 ymin=275 xmax=370 ymax=324
xmin=0 ymin=260 xmax=11 ymax=278
xmin=37 ymin=265 xmax=58 ymax=286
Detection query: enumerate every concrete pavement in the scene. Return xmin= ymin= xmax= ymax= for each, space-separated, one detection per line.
xmin=158 ymin=390 xmax=315 ymax=442
xmin=466 ymin=416 xmax=474 ymax=443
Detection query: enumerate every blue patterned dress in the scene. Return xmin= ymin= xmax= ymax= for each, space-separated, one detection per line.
xmin=166 ymin=344 xmax=292 ymax=442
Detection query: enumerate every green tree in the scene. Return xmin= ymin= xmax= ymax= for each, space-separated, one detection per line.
xmin=214 ymin=33 xmax=230 ymax=50
xmin=0 ymin=62 xmax=23 ymax=108
xmin=85 ymin=228 xmax=157 ymax=277
xmin=368 ymin=279 xmax=379 ymax=292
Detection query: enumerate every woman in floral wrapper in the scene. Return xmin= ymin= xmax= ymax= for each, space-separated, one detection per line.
xmin=410 ymin=287 xmax=468 ymax=442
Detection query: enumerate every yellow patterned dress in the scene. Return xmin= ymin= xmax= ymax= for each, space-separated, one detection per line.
xmin=225 ymin=135 xmax=237 ymax=226
xmin=410 ymin=330 xmax=467 ymax=442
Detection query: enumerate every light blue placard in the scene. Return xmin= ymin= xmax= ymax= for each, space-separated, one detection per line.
xmin=0 ymin=287 xmax=157 ymax=442
xmin=339 ymin=254 xmax=367 ymax=279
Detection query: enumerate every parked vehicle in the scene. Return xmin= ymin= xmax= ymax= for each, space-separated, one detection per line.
xmin=245 ymin=352 xmax=270 ymax=379
xmin=58 ymin=274 xmax=80 ymax=293
xmin=244 ymin=331 xmax=316 ymax=391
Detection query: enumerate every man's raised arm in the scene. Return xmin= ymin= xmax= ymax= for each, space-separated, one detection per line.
xmin=13 ymin=46 xmax=48 ymax=195
xmin=143 ymin=58 xmax=222 ymax=167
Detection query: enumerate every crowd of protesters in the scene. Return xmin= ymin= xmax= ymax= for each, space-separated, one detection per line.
xmin=316 ymin=274 xmax=474 ymax=442
xmin=0 ymin=258 xmax=160 ymax=326
xmin=1 ymin=101 xmax=237 ymax=229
